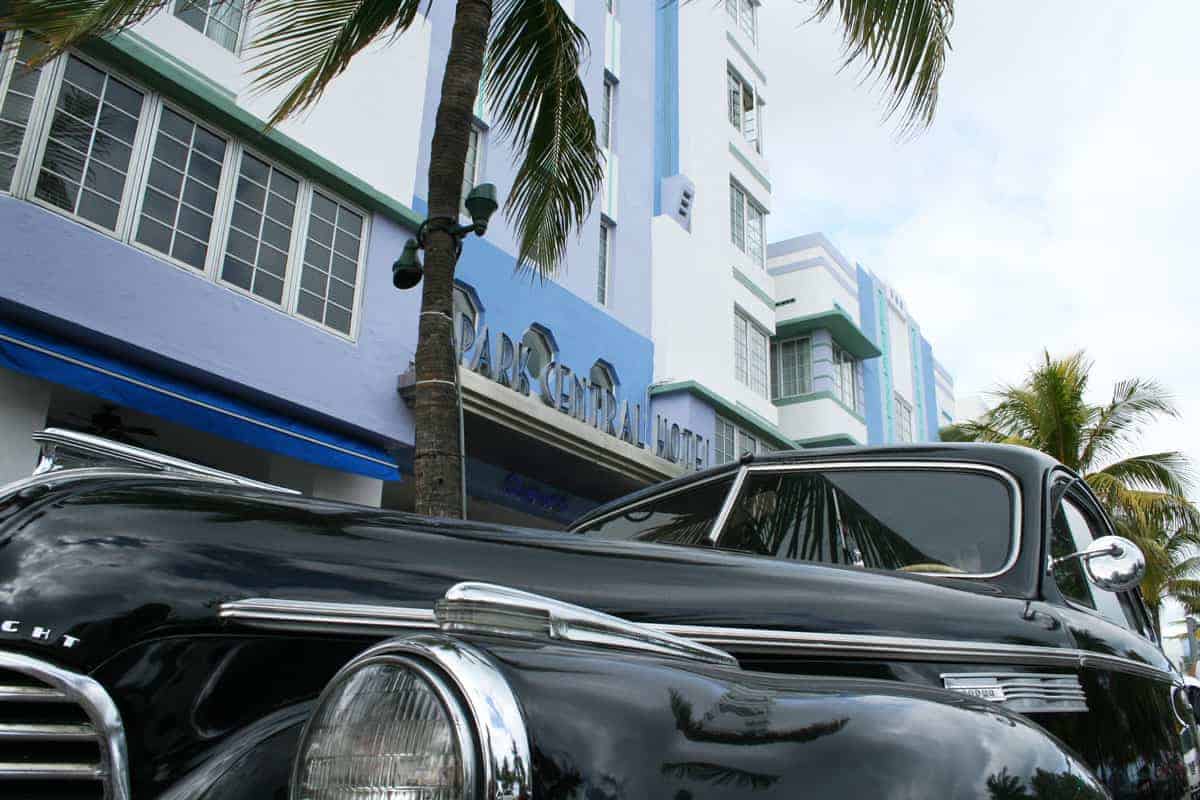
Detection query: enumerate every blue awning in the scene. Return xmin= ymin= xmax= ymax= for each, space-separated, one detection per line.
xmin=0 ymin=318 xmax=401 ymax=481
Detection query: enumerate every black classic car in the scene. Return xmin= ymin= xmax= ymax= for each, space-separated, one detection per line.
xmin=0 ymin=428 xmax=1194 ymax=799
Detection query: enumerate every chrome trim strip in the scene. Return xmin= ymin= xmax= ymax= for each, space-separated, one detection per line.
xmin=0 ymin=762 xmax=104 ymax=780
xmin=218 ymin=598 xmax=439 ymax=636
xmin=0 ymin=685 xmax=69 ymax=702
xmin=219 ymin=597 xmax=1176 ymax=683
xmin=32 ymin=428 xmax=298 ymax=494
xmin=707 ymin=461 xmax=1024 ymax=580
xmin=436 ymin=582 xmax=738 ymax=667
xmin=0 ymin=650 xmax=130 ymax=800
xmin=0 ymin=722 xmax=97 ymax=740
xmin=708 ymin=465 xmax=750 ymax=542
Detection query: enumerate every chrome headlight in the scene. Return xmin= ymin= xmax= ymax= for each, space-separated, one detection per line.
xmin=291 ymin=634 xmax=531 ymax=800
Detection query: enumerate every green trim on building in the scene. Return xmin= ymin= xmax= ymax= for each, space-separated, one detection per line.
xmin=794 ymin=432 xmax=862 ymax=448
xmin=728 ymin=142 xmax=771 ymax=193
xmin=774 ymin=308 xmax=882 ymax=360
xmin=771 ymin=390 xmax=866 ymax=424
xmin=731 ymin=267 xmax=774 ymax=309
xmin=88 ymin=32 xmax=424 ymax=231
xmin=650 ymin=380 xmax=795 ymax=449
xmin=725 ymin=31 xmax=767 ymax=85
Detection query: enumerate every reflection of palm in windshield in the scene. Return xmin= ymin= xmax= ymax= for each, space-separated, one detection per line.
xmin=721 ymin=470 xmax=1010 ymax=573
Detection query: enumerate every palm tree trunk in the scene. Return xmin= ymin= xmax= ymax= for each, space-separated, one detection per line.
xmin=413 ymin=0 xmax=492 ymax=518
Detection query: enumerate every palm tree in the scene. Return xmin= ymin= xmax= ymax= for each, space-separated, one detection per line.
xmin=1116 ymin=508 xmax=1200 ymax=635
xmin=943 ymin=350 xmax=1200 ymax=629
xmin=3 ymin=0 xmax=955 ymax=519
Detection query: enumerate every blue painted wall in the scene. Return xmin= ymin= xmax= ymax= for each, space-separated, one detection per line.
xmin=856 ymin=265 xmax=884 ymax=444
xmin=0 ymin=196 xmax=419 ymax=448
xmin=920 ymin=335 xmax=940 ymax=439
xmin=413 ymin=2 xmax=655 ymax=340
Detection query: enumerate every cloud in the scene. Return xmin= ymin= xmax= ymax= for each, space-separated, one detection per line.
xmin=759 ymin=1 xmax=1200 ymax=481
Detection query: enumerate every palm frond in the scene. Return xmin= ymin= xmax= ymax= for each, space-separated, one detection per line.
xmin=1093 ymin=452 xmax=1193 ymax=499
xmin=485 ymin=0 xmax=602 ymax=277
xmin=246 ymin=0 xmax=427 ymax=125
xmin=1081 ymin=377 xmax=1179 ymax=471
xmin=808 ymin=0 xmax=954 ymax=131
xmin=0 ymin=0 xmax=168 ymax=59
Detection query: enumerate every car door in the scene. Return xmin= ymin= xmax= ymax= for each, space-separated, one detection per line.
xmin=1035 ymin=477 xmax=1192 ymax=799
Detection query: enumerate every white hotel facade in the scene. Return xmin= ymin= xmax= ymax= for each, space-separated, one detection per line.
xmin=0 ymin=1 xmax=954 ymax=527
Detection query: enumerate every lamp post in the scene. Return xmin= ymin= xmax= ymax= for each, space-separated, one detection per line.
xmin=393 ymin=183 xmax=499 ymax=518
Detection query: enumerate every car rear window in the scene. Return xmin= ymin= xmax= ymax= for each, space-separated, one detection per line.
xmin=717 ymin=468 xmax=1015 ymax=575
xmin=575 ymin=476 xmax=735 ymax=546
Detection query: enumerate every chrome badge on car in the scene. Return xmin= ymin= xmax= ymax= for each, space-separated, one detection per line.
xmin=942 ymin=673 xmax=1087 ymax=714
xmin=0 ymin=619 xmax=81 ymax=649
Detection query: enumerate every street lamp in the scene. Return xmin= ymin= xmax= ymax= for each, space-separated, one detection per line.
xmin=393 ymin=182 xmax=500 ymax=519
xmin=391 ymin=183 xmax=499 ymax=289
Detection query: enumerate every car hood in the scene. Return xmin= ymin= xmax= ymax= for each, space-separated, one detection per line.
xmin=0 ymin=478 xmax=1069 ymax=672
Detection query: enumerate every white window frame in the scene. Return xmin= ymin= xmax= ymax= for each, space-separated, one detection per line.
xmin=600 ymin=78 xmax=615 ymax=150
xmin=0 ymin=41 xmax=370 ymax=341
xmin=173 ymin=0 xmax=251 ymax=54
xmin=461 ymin=123 xmax=483 ymax=217
xmin=771 ymin=336 xmax=812 ymax=400
xmin=831 ymin=343 xmax=862 ymax=413
xmin=895 ymin=393 xmax=914 ymax=442
xmin=729 ymin=179 xmax=765 ymax=268
xmin=726 ymin=65 xmax=763 ymax=155
xmin=0 ymin=31 xmax=55 ymax=195
xmin=597 ymin=220 xmax=613 ymax=306
xmin=734 ymin=308 xmax=769 ymax=398
xmin=726 ymin=0 xmax=758 ymax=44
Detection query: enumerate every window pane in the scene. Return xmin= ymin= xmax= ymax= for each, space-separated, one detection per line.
xmin=745 ymin=201 xmax=763 ymax=267
xmin=221 ymin=152 xmax=298 ymax=302
xmin=739 ymin=0 xmax=756 ymax=41
xmin=174 ymin=0 xmax=245 ymax=51
xmin=727 ymin=69 xmax=742 ymax=130
xmin=0 ymin=36 xmax=48 ymax=192
xmin=136 ymin=107 xmax=225 ymax=268
xmin=37 ymin=56 xmax=144 ymax=230
xmin=298 ymin=191 xmax=362 ymax=333
xmin=720 ymin=469 xmax=1014 ymax=572
xmin=715 ymin=418 xmax=735 ymax=465
xmin=597 ymin=223 xmax=610 ymax=305
xmin=577 ymin=477 xmax=734 ymax=545
xmin=600 ymin=81 xmax=613 ymax=149
xmin=749 ymin=324 xmax=767 ymax=397
xmin=729 ymin=183 xmax=745 ymax=250
xmin=734 ymin=313 xmax=748 ymax=384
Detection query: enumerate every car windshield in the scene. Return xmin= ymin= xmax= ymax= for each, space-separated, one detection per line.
xmin=574 ymin=476 xmax=735 ymax=546
xmin=717 ymin=467 xmax=1015 ymax=574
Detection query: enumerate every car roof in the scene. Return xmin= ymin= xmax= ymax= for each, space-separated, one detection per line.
xmin=568 ymin=441 xmax=1061 ymax=530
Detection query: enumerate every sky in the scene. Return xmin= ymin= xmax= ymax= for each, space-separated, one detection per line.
xmin=757 ymin=2 xmax=1200 ymax=484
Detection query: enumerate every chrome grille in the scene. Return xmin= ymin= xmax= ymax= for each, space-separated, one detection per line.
xmin=942 ymin=672 xmax=1088 ymax=714
xmin=0 ymin=651 xmax=128 ymax=799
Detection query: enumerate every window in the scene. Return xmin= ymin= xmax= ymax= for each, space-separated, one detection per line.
xmin=221 ymin=151 xmax=300 ymax=304
xmin=726 ymin=67 xmax=762 ymax=154
xmin=831 ymin=344 xmax=862 ymax=413
xmin=771 ymin=337 xmax=811 ymax=400
xmin=462 ymin=125 xmax=482 ymax=215
xmin=135 ymin=106 xmax=227 ymax=271
xmin=0 ymin=34 xmax=46 ymax=192
xmin=1050 ymin=495 xmax=1146 ymax=633
xmin=600 ymin=79 xmax=615 ymax=150
xmin=714 ymin=416 xmax=769 ymax=465
xmin=35 ymin=56 xmax=145 ymax=232
xmin=724 ymin=0 xmax=738 ymax=24
xmin=576 ymin=476 xmax=735 ymax=545
xmin=719 ymin=467 xmax=1014 ymax=572
xmin=0 ymin=44 xmax=369 ymax=338
xmin=174 ymin=0 xmax=247 ymax=52
xmin=738 ymin=0 xmax=758 ymax=42
xmin=894 ymin=394 xmax=914 ymax=442
xmin=729 ymin=181 xmax=764 ymax=267
xmin=597 ymin=221 xmax=611 ymax=305
xmin=734 ymin=309 xmax=769 ymax=397
xmin=297 ymin=192 xmax=363 ymax=335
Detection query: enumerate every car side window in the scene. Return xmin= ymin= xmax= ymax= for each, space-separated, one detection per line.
xmin=1050 ymin=497 xmax=1145 ymax=633
xmin=576 ymin=477 xmax=734 ymax=546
